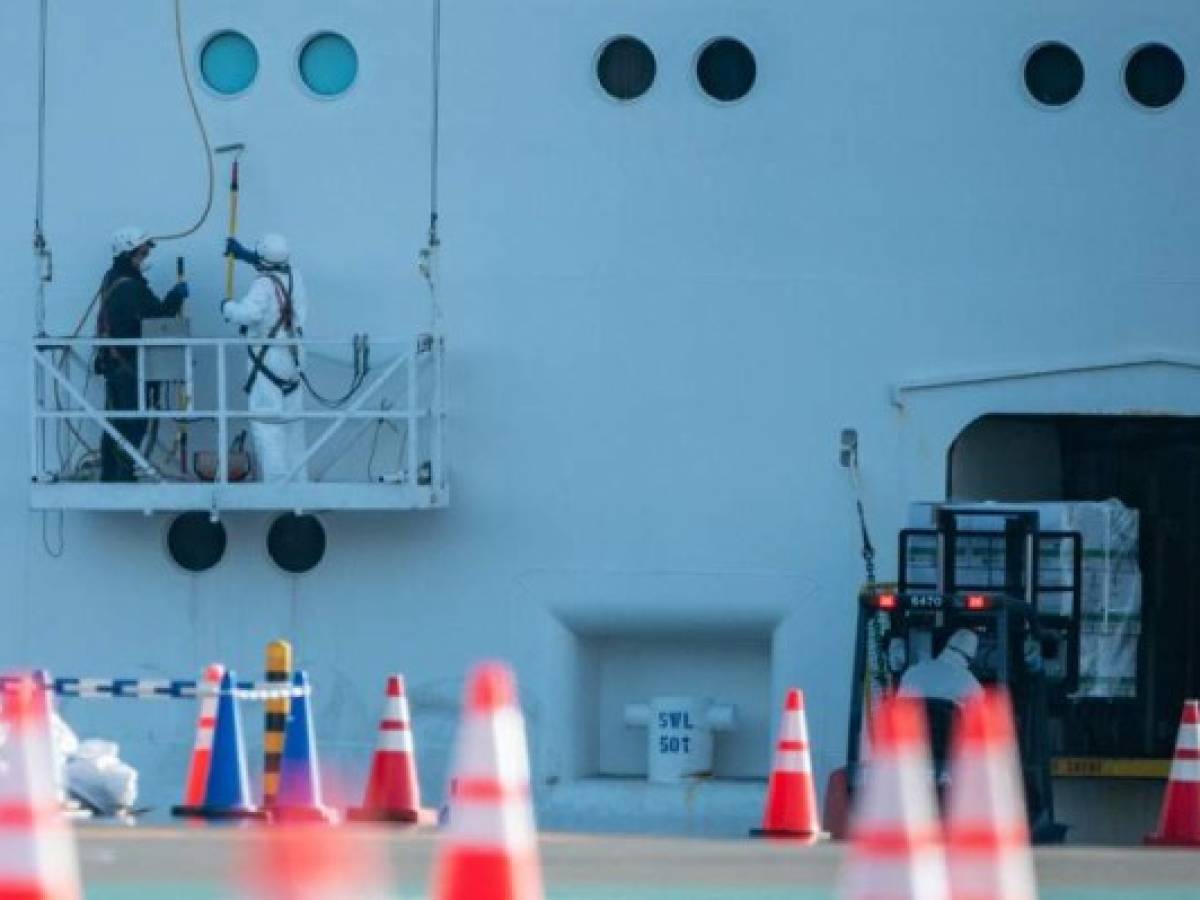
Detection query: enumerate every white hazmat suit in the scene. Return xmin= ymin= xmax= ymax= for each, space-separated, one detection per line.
xmin=223 ymin=266 xmax=310 ymax=482
xmin=897 ymin=628 xmax=984 ymax=706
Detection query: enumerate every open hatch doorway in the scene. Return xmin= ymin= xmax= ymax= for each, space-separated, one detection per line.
xmin=948 ymin=414 xmax=1200 ymax=760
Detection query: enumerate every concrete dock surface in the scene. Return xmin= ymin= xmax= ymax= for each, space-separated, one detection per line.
xmin=76 ymin=826 xmax=1200 ymax=898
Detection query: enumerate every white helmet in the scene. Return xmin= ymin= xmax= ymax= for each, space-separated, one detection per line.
xmin=255 ymin=233 xmax=289 ymax=267
xmin=111 ymin=226 xmax=154 ymax=258
xmin=943 ymin=628 xmax=979 ymax=663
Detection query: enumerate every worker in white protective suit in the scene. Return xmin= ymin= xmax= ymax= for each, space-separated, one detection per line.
xmin=222 ymin=233 xmax=309 ymax=482
xmin=897 ymin=628 xmax=984 ymax=706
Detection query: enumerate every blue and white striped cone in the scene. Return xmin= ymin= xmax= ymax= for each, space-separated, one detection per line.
xmin=272 ymin=671 xmax=337 ymax=823
xmin=194 ymin=671 xmax=264 ymax=820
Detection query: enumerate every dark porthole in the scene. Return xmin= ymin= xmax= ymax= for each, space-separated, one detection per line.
xmin=697 ymin=38 xmax=757 ymax=103
xmin=267 ymin=513 xmax=326 ymax=574
xmin=1125 ymin=43 xmax=1185 ymax=109
xmin=1023 ymin=42 xmax=1084 ymax=107
xmin=596 ymin=36 xmax=656 ymax=101
xmin=167 ymin=512 xmax=227 ymax=573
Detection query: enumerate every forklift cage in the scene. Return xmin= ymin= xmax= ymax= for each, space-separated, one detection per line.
xmin=843 ymin=507 xmax=1082 ymax=841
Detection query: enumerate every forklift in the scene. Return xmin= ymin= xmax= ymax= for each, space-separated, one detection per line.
xmin=839 ymin=507 xmax=1082 ymax=844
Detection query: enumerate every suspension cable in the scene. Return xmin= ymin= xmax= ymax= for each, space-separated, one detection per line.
xmin=419 ymin=0 xmax=444 ymax=332
xmin=33 ymin=0 xmax=51 ymax=337
xmin=35 ymin=0 xmax=48 ymax=239
xmin=429 ymin=0 xmax=441 ymax=241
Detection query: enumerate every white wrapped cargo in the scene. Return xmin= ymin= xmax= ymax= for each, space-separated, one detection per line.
xmin=907 ymin=500 xmax=1141 ymax=698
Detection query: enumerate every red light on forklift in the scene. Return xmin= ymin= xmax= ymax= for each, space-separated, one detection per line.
xmin=876 ymin=593 xmax=898 ymax=610
xmin=965 ymin=594 xmax=989 ymax=611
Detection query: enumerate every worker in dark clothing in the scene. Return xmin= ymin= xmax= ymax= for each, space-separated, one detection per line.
xmin=95 ymin=226 xmax=188 ymax=482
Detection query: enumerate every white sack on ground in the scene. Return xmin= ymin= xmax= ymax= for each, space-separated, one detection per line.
xmin=66 ymin=739 xmax=138 ymax=815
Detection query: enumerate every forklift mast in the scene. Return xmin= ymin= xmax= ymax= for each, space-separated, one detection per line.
xmin=843 ymin=506 xmax=1082 ymax=843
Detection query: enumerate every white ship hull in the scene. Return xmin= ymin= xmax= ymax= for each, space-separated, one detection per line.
xmin=1 ymin=0 xmax=1197 ymax=835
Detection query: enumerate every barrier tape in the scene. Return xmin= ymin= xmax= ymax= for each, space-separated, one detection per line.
xmin=0 ymin=676 xmax=308 ymax=702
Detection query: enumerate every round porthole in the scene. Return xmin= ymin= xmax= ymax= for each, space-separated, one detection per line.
xmin=596 ymin=36 xmax=656 ymax=101
xmin=267 ymin=513 xmax=326 ymax=574
xmin=200 ymin=31 xmax=259 ymax=97
xmin=167 ymin=512 xmax=227 ymax=573
xmin=1125 ymin=43 xmax=1185 ymax=109
xmin=1023 ymin=42 xmax=1084 ymax=107
xmin=696 ymin=37 xmax=757 ymax=103
xmin=298 ymin=32 xmax=359 ymax=98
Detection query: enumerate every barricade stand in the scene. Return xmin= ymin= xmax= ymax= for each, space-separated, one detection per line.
xmin=0 ymin=668 xmax=310 ymax=823
xmin=263 ymin=640 xmax=293 ymax=810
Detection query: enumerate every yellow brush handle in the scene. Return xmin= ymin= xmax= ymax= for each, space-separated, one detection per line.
xmin=224 ymin=187 xmax=239 ymax=300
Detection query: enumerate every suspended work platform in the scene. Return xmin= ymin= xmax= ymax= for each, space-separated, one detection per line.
xmin=30 ymin=333 xmax=447 ymax=514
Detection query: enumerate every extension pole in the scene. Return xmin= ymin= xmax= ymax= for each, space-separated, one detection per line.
xmin=263 ymin=639 xmax=293 ymax=808
xmin=224 ymin=159 xmax=240 ymax=301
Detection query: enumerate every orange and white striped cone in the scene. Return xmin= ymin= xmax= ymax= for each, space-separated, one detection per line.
xmin=431 ymin=662 xmax=543 ymax=900
xmin=839 ymin=696 xmax=949 ymax=900
xmin=172 ymin=662 xmax=224 ymax=817
xmin=945 ymin=689 xmax=1036 ymax=900
xmin=751 ymin=688 xmax=825 ymax=842
xmin=348 ymin=675 xmax=430 ymax=824
xmin=240 ymin=825 xmax=396 ymax=900
xmin=1146 ymin=699 xmax=1200 ymax=847
xmin=0 ymin=675 xmax=83 ymax=900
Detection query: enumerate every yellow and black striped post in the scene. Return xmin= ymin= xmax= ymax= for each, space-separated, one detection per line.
xmin=263 ymin=639 xmax=293 ymax=808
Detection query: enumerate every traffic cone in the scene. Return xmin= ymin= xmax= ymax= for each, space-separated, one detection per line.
xmin=945 ymin=689 xmax=1036 ymax=900
xmin=839 ymin=696 xmax=949 ymax=900
xmin=1145 ymin=699 xmax=1200 ymax=847
xmin=194 ymin=671 xmax=264 ymax=820
xmin=272 ymin=671 xmax=337 ymax=823
xmin=172 ymin=662 xmax=225 ymax=817
xmin=30 ymin=670 xmax=67 ymax=808
xmin=431 ymin=662 xmax=543 ymax=900
xmin=751 ymin=688 xmax=824 ymax=841
xmin=0 ymin=674 xmax=83 ymax=899
xmin=240 ymin=824 xmax=397 ymax=900
xmin=348 ymin=675 xmax=430 ymax=824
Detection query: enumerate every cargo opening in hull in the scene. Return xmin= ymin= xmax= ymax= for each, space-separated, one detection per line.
xmin=948 ymin=414 xmax=1200 ymax=761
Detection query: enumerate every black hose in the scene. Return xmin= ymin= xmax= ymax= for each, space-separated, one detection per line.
xmin=300 ymin=335 xmax=370 ymax=408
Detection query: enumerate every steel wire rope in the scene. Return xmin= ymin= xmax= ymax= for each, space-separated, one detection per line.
xmin=418 ymin=0 xmax=443 ymax=331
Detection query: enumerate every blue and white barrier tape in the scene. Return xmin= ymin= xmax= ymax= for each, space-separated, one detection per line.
xmin=0 ymin=676 xmax=307 ymax=701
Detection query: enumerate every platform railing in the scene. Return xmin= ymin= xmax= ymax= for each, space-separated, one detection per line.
xmin=31 ymin=333 xmax=446 ymax=508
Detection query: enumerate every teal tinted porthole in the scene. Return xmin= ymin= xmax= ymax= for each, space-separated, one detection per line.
xmin=200 ymin=31 xmax=259 ymax=96
xmin=298 ymin=33 xmax=359 ymax=97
